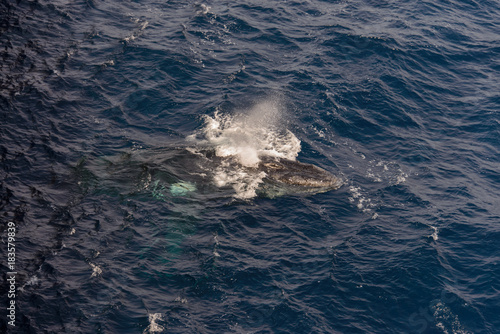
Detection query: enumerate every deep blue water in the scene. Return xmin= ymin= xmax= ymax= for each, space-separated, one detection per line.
xmin=1 ymin=0 xmax=500 ymax=333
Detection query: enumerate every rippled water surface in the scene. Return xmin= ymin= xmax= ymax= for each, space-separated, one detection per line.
xmin=1 ymin=0 xmax=499 ymax=333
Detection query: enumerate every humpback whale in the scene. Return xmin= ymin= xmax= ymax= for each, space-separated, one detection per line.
xmin=76 ymin=148 xmax=341 ymax=200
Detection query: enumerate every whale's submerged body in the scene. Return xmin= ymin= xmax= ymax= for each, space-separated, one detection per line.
xmin=77 ymin=147 xmax=342 ymax=200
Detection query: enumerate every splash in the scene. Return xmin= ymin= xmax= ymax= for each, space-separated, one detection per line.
xmin=431 ymin=301 xmax=471 ymax=334
xmin=143 ymin=313 xmax=165 ymax=333
xmin=201 ymin=100 xmax=301 ymax=166
xmin=89 ymin=263 xmax=102 ymax=278
xmin=191 ymin=99 xmax=302 ymax=199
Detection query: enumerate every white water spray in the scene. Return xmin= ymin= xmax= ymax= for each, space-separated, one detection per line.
xmin=192 ymin=99 xmax=302 ymax=198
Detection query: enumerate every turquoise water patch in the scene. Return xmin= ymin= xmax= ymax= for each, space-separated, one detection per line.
xmin=170 ymin=181 xmax=197 ymax=197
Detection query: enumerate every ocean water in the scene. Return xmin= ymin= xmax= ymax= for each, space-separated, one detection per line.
xmin=1 ymin=0 xmax=499 ymax=333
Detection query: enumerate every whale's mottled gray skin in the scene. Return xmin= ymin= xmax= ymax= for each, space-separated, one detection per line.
xmin=255 ymin=155 xmax=342 ymax=197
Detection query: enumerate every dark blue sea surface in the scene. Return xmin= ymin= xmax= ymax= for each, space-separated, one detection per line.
xmin=1 ymin=0 xmax=499 ymax=333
